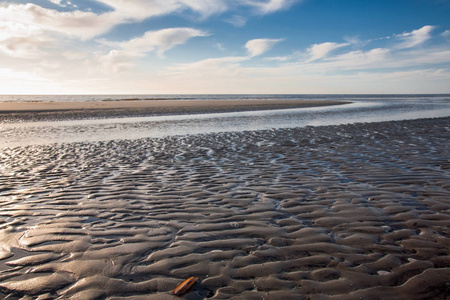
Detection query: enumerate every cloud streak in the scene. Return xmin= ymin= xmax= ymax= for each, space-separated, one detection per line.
xmin=96 ymin=0 xmax=228 ymax=21
xmin=243 ymin=0 xmax=302 ymax=14
xmin=114 ymin=28 xmax=209 ymax=56
xmin=395 ymin=25 xmax=435 ymax=49
xmin=245 ymin=38 xmax=284 ymax=57
xmin=307 ymin=42 xmax=350 ymax=61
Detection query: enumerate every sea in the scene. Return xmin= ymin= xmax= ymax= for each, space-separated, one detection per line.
xmin=0 ymin=94 xmax=449 ymax=147
xmin=0 ymin=93 xmax=449 ymax=103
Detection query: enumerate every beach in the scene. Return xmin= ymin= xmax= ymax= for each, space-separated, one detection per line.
xmin=0 ymin=112 xmax=449 ymax=299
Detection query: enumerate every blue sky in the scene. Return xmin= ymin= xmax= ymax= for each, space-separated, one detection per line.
xmin=1 ymin=0 xmax=450 ymax=94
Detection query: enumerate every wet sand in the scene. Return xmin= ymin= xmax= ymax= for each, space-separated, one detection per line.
xmin=0 ymin=99 xmax=347 ymax=122
xmin=0 ymin=117 xmax=449 ymax=299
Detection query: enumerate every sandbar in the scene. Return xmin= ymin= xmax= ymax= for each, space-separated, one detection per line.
xmin=0 ymin=99 xmax=348 ymax=122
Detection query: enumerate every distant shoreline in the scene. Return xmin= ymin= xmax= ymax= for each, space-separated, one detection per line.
xmin=0 ymin=99 xmax=349 ymax=122
xmin=0 ymin=99 xmax=348 ymax=113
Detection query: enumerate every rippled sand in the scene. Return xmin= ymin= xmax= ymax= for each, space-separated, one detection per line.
xmin=0 ymin=117 xmax=449 ymax=299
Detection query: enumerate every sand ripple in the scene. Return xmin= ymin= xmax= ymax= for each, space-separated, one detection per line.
xmin=0 ymin=117 xmax=449 ymax=299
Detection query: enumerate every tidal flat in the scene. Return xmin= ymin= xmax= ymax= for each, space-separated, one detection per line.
xmin=0 ymin=117 xmax=449 ymax=299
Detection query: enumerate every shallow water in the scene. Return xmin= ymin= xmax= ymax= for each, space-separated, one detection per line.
xmin=1 ymin=97 xmax=449 ymax=148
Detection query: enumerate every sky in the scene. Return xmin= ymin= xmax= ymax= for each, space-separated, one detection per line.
xmin=1 ymin=0 xmax=450 ymax=94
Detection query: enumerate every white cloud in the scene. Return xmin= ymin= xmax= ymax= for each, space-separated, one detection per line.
xmin=115 ymin=28 xmax=209 ymax=56
xmin=395 ymin=25 xmax=435 ymax=49
xmin=48 ymin=0 xmax=63 ymax=6
xmin=96 ymin=50 xmax=136 ymax=73
xmin=97 ymin=0 xmax=228 ymax=21
xmin=47 ymin=0 xmax=77 ymax=8
xmin=96 ymin=0 xmax=181 ymax=20
xmin=307 ymin=42 xmax=349 ymax=61
xmin=95 ymin=0 xmax=297 ymax=23
xmin=243 ymin=0 xmax=302 ymax=14
xmin=92 ymin=0 xmax=297 ymax=21
xmin=0 ymin=20 xmax=50 ymax=59
xmin=0 ymin=36 xmax=47 ymax=59
xmin=245 ymin=38 xmax=284 ymax=57
xmin=0 ymin=21 xmax=41 ymax=41
xmin=94 ymin=28 xmax=208 ymax=73
xmin=442 ymin=30 xmax=450 ymax=38
xmin=62 ymin=50 xmax=86 ymax=60
xmin=0 ymin=3 xmax=118 ymax=40
xmin=322 ymin=48 xmax=391 ymax=69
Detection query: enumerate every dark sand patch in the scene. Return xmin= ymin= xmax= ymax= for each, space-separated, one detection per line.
xmin=0 ymin=117 xmax=449 ymax=299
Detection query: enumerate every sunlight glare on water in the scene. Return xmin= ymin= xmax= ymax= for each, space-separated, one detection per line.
xmin=0 ymin=96 xmax=449 ymax=148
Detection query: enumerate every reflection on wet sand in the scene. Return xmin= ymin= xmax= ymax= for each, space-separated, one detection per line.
xmin=0 ymin=117 xmax=449 ymax=299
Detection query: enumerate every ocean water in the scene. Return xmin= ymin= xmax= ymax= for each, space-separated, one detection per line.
xmin=0 ymin=94 xmax=449 ymax=147
xmin=0 ymin=94 xmax=449 ymax=103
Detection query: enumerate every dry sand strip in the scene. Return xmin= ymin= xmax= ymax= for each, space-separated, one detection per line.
xmin=0 ymin=117 xmax=449 ymax=299
xmin=0 ymin=99 xmax=348 ymax=122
